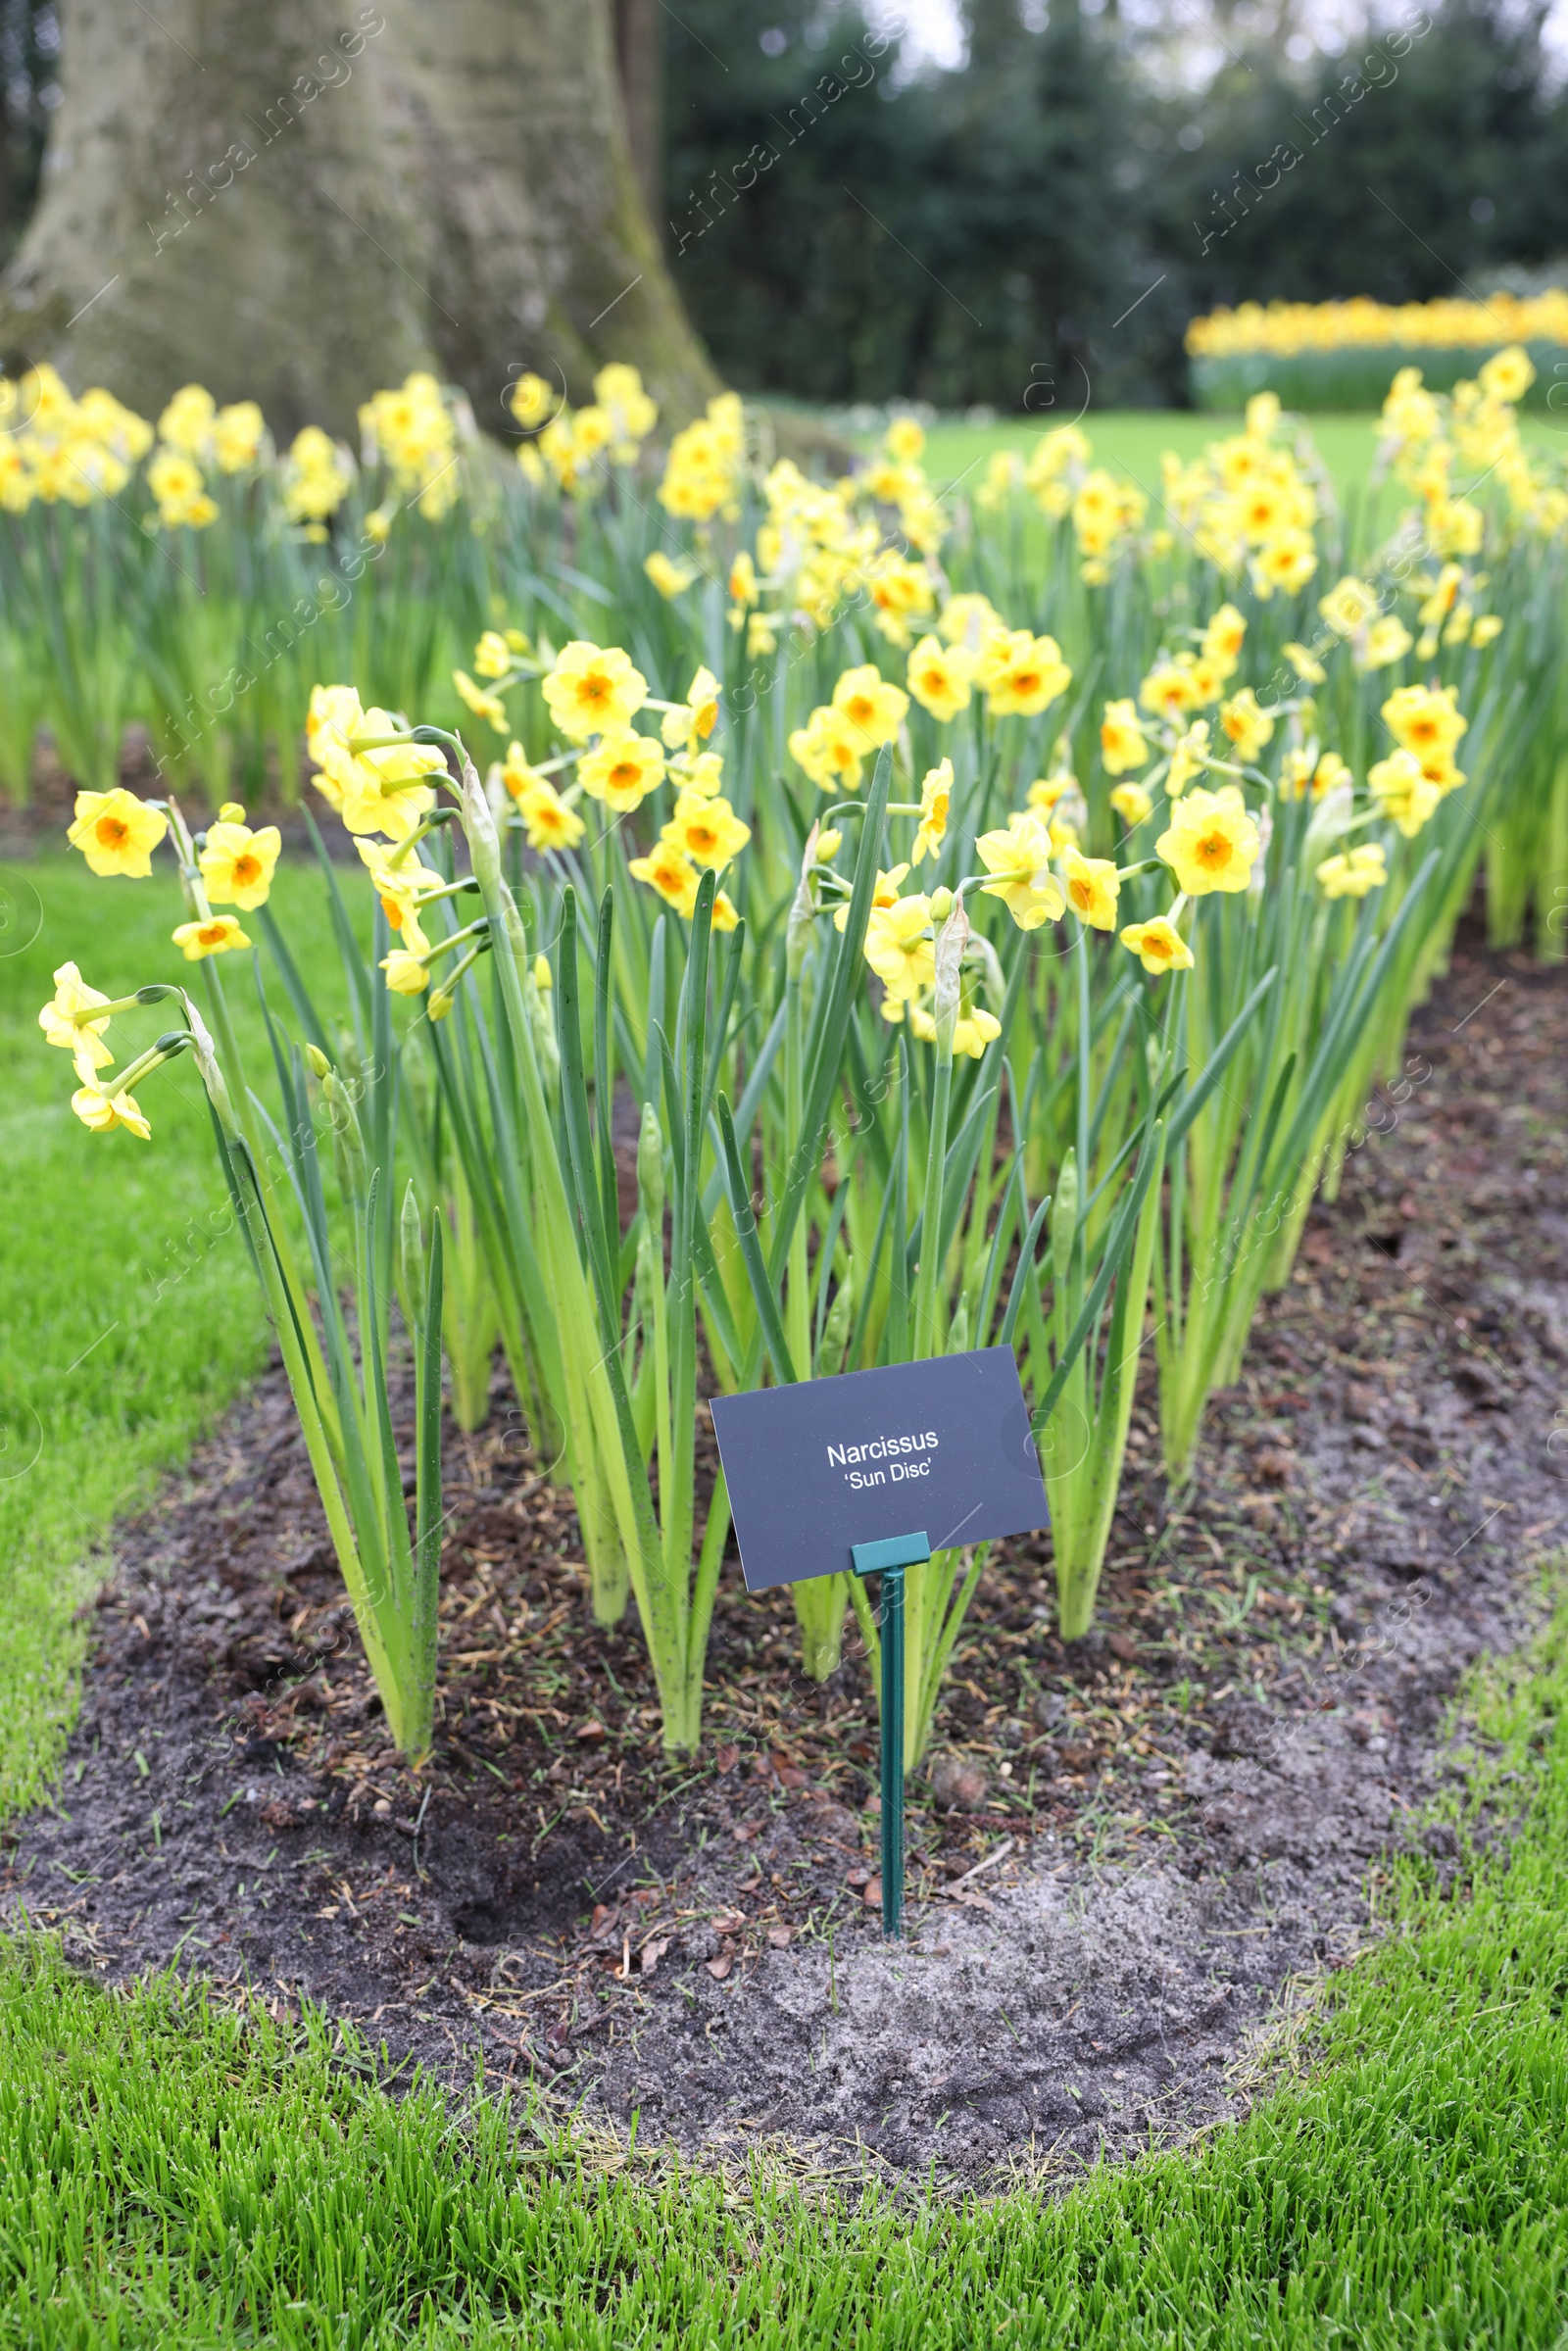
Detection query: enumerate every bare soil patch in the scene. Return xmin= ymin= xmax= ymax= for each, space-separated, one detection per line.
xmin=6 ymin=916 xmax=1566 ymax=2187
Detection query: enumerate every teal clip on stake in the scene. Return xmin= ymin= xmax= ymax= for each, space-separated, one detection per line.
xmin=851 ymin=1529 xmax=930 ymax=1940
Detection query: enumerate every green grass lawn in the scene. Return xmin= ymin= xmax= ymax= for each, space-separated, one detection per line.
xmin=909 ymin=411 xmax=1389 ymax=504
xmin=836 ymin=406 xmax=1566 ymax=524
xmin=0 ymin=857 xmax=366 ymax=1819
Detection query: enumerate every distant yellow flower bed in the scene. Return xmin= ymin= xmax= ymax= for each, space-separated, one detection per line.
xmin=1187 ymin=292 xmax=1568 ymax=360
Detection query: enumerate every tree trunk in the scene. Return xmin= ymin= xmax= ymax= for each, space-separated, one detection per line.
xmin=0 ymin=0 xmax=716 ymax=440
xmin=612 ymin=0 xmax=664 ymax=238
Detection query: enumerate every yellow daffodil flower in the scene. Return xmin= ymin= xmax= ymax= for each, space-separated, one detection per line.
xmin=1109 ymin=782 xmax=1153 ymax=828
xmin=629 ymin=840 xmax=701 ymax=918
xmin=728 ymin=550 xmax=758 ymax=607
xmin=1316 ymin=844 xmax=1389 ymax=899
xmin=1381 ymin=683 xmax=1468 ymax=759
xmin=1167 ymin=719 xmax=1211 ymax=797
xmin=662 ymin=789 xmax=750 ymax=870
xmin=1359 ymin=615 xmax=1413 ymax=671
xmin=1283 ymin=641 xmax=1327 ymax=684
xmin=1200 ymin=604 xmax=1248 ymax=675
xmin=541 ymin=640 xmax=649 ymax=743
xmin=380 ymin=948 xmax=431 ymax=994
xmin=1119 ymin=915 xmax=1195 ymax=975
xmin=1218 ymin=689 xmax=1274 ymax=763
xmin=661 ymin=665 xmax=720 ymax=751
xmin=1186 ymin=656 xmax=1229 ymax=707
xmin=472 ymin=630 xmax=513 ymax=679
xmin=1250 ymin=533 xmax=1318 ymax=597
xmin=1318 ymin=575 xmax=1380 ymax=638
xmin=1368 ymin=748 xmax=1443 ymax=836
xmin=509 ymin=373 xmax=555 ymax=428
xmin=645 ymin=551 xmax=697 ymax=600
xmin=212 ymin=400 xmax=265 ymax=473
xmin=354 ymin=841 xmax=445 ymax=949
xmin=1061 ymin=846 xmax=1121 ymax=930
xmin=38 ymin=962 xmax=114 ymax=1067
xmin=658 ymin=393 xmax=746 ymax=522
xmin=975 ymin=629 xmax=1071 ymax=719
xmin=500 ymin=743 xmax=548 ymax=800
xmin=71 ymin=1081 xmax=151 ymax=1140
xmin=863 ymin=893 xmax=936 ymax=1002
xmin=670 ymin=749 xmax=725 ymax=800
xmin=938 ymin=592 xmax=1004 ymax=654
xmin=1100 ymin=699 xmax=1150 ymax=775
xmin=1155 ymin=784 xmax=1261 ymax=895
xmin=311 ymin=689 xmax=445 ymax=840
xmin=172 ymin=914 xmax=251 ymax=960
xmin=1139 ymin=658 xmax=1202 ymax=722
xmin=866 ymin=552 xmax=934 ymax=647
xmin=578 ymin=726 xmax=664 ymax=811
xmin=906 ymin=634 xmax=973 ymax=722
xmin=833 ymin=863 xmax=909 ymax=934
xmin=158 ymin=382 xmax=215 ymax=455
xmin=199 ymin=819 xmax=281 ymax=909
xmin=974 ymin=814 xmax=1064 ymax=932
xmin=454 ymin=668 xmax=509 ymax=734
xmin=831 ymin=662 xmax=908 ymax=750
xmin=307 ymin=684 xmax=364 ymax=784
xmin=1281 ymin=749 xmax=1351 ymax=801
xmin=789 ymin=706 xmax=864 ymax=794
xmin=910 ymin=759 xmax=951 ymax=866
xmin=1026 ymin=755 xmax=1078 ymax=818
xmin=1413 ymin=747 xmax=1465 ymax=797
xmin=517 ymin=777 xmax=585 ymax=852
xmin=954 ymin=1007 xmax=1002 ymax=1059
xmin=66 ymin=788 xmax=168 ymax=878
xmin=1479 ymin=344 xmax=1534 ymax=403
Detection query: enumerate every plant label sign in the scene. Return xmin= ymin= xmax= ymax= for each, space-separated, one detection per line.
xmin=710 ymin=1347 xmax=1048 ymax=1594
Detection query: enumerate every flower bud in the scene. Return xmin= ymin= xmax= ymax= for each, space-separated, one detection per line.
xmin=1301 ymin=781 xmax=1354 ymax=868
xmin=322 ymin=1068 xmax=367 ymax=1199
xmin=948 ymin=1295 xmax=970 ymax=1355
xmin=1053 ymin=1147 xmax=1079 ymax=1281
xmin=928 ymin=885 xmax=954 ymax=922
xmin=814 ymin=828 xmax=843 ymax=862
xmin=401 ymin=1181 xmax=427 ymax=1322
xmin=638 ymin=1099 xmax=665 ymax=1224
xmin=787 ymin=826 xmax=818 ymax=979
xmin=1249 ymin=806 xmax=1273 ymax=903
xmin=820 ymin=1265 xmax=855 ymax=1370
xmin=305 ymin=1042 xmax=331 ymax=1079
xmin=931 ymin=895 xmax=969 ymax=1051
xmin=426 ymin=985 xmax=457 ymax=1022
xmin=462 ymin=750 xmax=503 ymax=894
xmin=218 ymin=802 xmax=246 ymax=824
xmin=520 ymin=943 xmax=558 ymax=1090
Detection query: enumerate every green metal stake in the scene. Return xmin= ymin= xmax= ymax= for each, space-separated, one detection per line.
xmin=851 ymin=1530 xmax=930 ymax=1940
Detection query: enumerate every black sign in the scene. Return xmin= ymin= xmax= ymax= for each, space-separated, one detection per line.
xmin=710 ymin=1347 xmax=1049 ymax=1593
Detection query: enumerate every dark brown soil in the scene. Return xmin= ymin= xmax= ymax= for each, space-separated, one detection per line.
xmin=5 ymin=914 xmax=1566 ymax=2188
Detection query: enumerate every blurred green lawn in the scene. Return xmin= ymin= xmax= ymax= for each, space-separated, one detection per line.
xmin=913 ymin=412 xmax=1381 ymax=497
xmin=838 ymin=407 xmax=1565 ymax=515
xmin=0 ymin=859 xmax=367 ymax=1818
